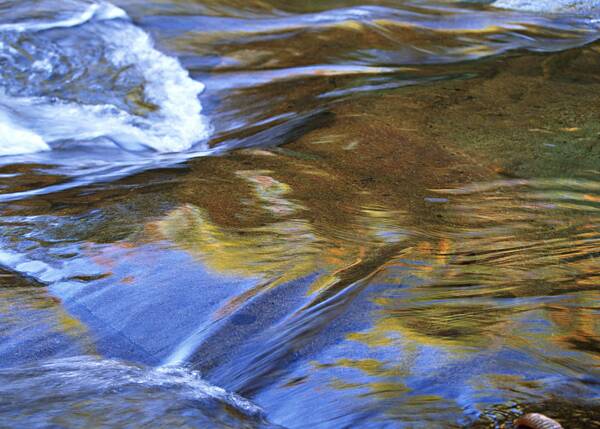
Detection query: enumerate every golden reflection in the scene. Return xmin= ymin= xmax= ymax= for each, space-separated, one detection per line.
xmin=128 ymin=40 xmax=600 ymax=422
xmin=0 ymin=4 xmax=599 ymax=427
xmin=147 ymin=51 xmax=599 ymax=386
xmin=146 ymin=120 xmax=457 ymax=324
xmin=154 ymin=166 xmax=411 ymax=293
xmin=157 ymin=202 xmax=319 ymax=279
xmin=0 ymin=273 xmax=94 ymax=354
xmin=309 ymin=175 xmax=600 ymax=419
xmin=547 ymin=298 xmax=600 ymax=363
xmin=164 ymin=0 xmax=596 ymax=79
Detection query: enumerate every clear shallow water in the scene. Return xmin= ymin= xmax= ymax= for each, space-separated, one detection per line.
xmin=0 ymin=0 xmax=599 ymax=428
xmin=0 ymin=354 xmax=276 ymax=428
xmin=0 ymin=0 xmax=599 ymax=200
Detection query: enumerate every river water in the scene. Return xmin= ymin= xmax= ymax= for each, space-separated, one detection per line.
xmin=0 ymin=1 xmax=599 ymax=428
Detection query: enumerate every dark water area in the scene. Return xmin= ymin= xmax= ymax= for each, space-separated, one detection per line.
xmin=1 ymin=0 xmax=600 ymax=428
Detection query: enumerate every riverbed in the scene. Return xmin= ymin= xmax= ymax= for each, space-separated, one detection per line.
xmin=0 ymin=1 xmax=599 ymax=427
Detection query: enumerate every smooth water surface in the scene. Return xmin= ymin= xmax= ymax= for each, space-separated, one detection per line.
xmin=0 ymin=0 xmax=599 ymax=428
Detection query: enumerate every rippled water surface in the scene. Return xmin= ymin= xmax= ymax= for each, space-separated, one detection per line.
xmin=1 ymin=0 xmax=599 ymax=428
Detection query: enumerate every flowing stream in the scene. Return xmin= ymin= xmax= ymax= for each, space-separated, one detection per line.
xmin=0 ymin=0 xmax=599 ymax=428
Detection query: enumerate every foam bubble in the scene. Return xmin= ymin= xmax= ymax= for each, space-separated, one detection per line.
xmin=0 ymin=1 xmax=209 ymax=156
xmin=101 ymin=19 xmax=209 ymax=152
xmin=0 ymin=110 xmax=50 ymax=156
xmin=493 ymin=0 xmax=600 ymax=14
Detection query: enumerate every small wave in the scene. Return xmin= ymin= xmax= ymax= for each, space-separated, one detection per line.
xmin=0 ymin=356 xmax=277 ymax=428
xmin=0 ymin=109 xmax=49 ymax=156
xmin=0 ymin=1 xmax=125 ymax=32
xmin=0 ymin=1 xmax=209 ymax=156
xmin=425 ymin=176 xmax=600 ymax=298
xmin=493 ymin=0 xmax=600 ymax=14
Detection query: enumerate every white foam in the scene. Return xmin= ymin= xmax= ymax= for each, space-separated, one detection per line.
xmin=0 ymin=248 xmax=66 ymax=283
xmin=493 ymin=0 xmax=600 ymax=14
xmin=0 ymin=110 xmax=50 ymax=156
xmin=0 ymin=2 xmax=125 ymax=33
xmin=0 ymin=356 xmax=266 ymax=420
xmin=163 ymin=324 xmax=208 ymax=367
xmin=102 ymin=20 xmax=208 ymax=152
xmin=0 ymin=1 xmax=209 ymax=155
